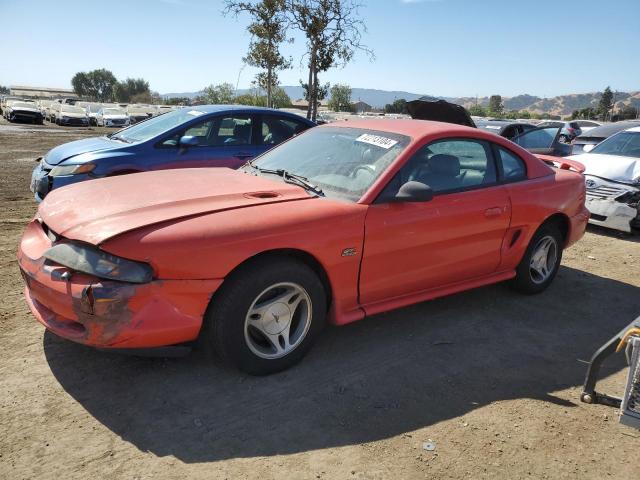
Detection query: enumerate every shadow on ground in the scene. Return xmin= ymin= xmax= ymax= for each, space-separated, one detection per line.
xmin=44 ymin=266 xmax=640 ymax=463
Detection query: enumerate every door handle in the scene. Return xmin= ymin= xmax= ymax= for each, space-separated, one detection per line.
xmin=484 ymin=207 xmax=504 ymax=218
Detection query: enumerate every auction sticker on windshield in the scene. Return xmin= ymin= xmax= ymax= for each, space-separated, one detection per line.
xmin=356 ymin=133 xmax=398 ymax=149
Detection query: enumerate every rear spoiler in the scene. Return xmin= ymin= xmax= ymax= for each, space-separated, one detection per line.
xmin=535 ymin=154 xmax=585 ymax=173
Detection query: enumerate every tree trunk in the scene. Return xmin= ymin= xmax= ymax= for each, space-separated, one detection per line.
xmin=267 ymin=66 xmax=273 ymax=108
xmin=306 ymin=47 xmax=315 ymax=120
xmin=312 ymin=68 xmax=319 ymax=122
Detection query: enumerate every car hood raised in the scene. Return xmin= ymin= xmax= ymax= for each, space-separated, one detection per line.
xmin=44 ymin=136 xmax=123 ymax=165
xmin=566 ymin=153 xmax=640 ymax=184
xmin=38 ymin=168 xmax=312 ymax=245
xmin=406 ymin=96 xmax=476 ymax=128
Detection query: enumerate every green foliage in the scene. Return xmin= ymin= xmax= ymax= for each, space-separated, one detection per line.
xmin=488 ymin=95 xmax=503 ymax=116
xmin=114 ymin=78 xmax=151 ymax=103
xmin=270 ymin=86 xmax=292 ymax=108
xmin=328 ymin=84 xmax=352 ymax=112
xmin=300 ymin=80 xmax=329 ymax=102
xmin=468 ymin=104 xmax=487 ymax=117
xmin=571 ymin=107 xmax=598 ymax=120
xmin=164 ymin=97 xmax=191 ymax=105
xmin=71 ymin=69 xmax=118 ymax=102
xmin=234 ymin=93 xmax=268 ymax=106
xmin=202 ymin=82 xmax=236 ymax=104
xmin=0 ymin=85 xmax=9 ymax=95
xmin=598 ymin=86 xmax=614 ymax=120
xmin=384 ymin=98 xmax=408 ymax=114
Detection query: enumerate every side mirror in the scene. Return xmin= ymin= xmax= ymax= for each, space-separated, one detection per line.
xmin=179 ymin=135 xmax=199 ymax=148
xmin=395 ymin=181 xmax=434 ymax=202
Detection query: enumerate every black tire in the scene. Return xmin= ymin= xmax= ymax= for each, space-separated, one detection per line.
xmin=203 ymin=257 xmax=327 ymax=375
xmin=511 ymin=222 xmax=563 ymax=294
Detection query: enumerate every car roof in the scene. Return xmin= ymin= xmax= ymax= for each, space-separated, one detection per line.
xmin=318 ymin=118 xmax=483 ymax=139
xmin=184 ymin=105 xmax=315 ymax=124
xmin=626 ymin=126 xmax=640 ymax=133
xmin=575 ymin=120 xmax=640 ymax=139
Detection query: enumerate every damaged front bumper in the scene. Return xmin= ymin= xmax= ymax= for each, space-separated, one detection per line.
xmin=585 ymin=177 xmax=640 ymax=233
xmin=17 ymin=219 xmax=222 ymax=349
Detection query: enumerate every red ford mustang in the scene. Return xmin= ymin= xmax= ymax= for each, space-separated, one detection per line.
xmin=18 ymin=119 xmax=589 ymax=374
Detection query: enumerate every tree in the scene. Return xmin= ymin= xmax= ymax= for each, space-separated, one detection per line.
xmin=114 ymin=78 xmax=151 ymax=103
xmin=468 ymin=104 xmax=487 ymax=117
xmin=165 ymin=96 xmax=191 ymax=105
xmin=271 ymin=86 xmax=292 ymax=108
xmin=225 ymin=0 xmax=291 ymax=108
xmin=488 ymin=95 xmax=503 ymax=116
xmin=300 ymin=79 xmax=329 ymax=108
xmin=288 ymin=0 xmax=373 ymax=121
xmin=571 ymin=107 xmax=598 ymax=120
xmin=0 ymin=85 xmax=10 ymax=95
xmin=598 ymin=86 xmax=614 ymax=121
xmin=71 ymin=69 xmax=118 ymax=101
xmin=328 ymin=83 xmax=352 ymax=112
xmin=202 ymin=82 xmax=235 ymax=104
xmin=384 ymin=98 xmax=408 ymax=114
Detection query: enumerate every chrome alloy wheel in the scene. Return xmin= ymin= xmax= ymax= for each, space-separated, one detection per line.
xmin=244 ymin=282 xmax=312 ymax=359
xmin=529 ymin=235 xmax=558 ymax=284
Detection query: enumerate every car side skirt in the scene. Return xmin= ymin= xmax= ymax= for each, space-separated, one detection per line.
xmin=360 ymin=270 xmax=516 ymax=317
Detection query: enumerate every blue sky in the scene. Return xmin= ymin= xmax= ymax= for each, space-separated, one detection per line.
xmin=1 ymin=0 xmax=638 ymax=97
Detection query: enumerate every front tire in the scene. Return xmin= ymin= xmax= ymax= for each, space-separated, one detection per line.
xmin=511 ymin=222 xmax=563 ymax=294
xmin=204 ymin=257 xmax=327 ymax=375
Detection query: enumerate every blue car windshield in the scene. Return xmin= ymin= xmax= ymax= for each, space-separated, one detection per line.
xmin=112 ymin=108 xmax=206 ymax=143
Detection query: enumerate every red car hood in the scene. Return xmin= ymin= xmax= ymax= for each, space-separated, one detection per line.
xmin=39 ymin=168 xmax=312 ymax=245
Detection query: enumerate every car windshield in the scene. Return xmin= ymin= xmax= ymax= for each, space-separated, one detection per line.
xmin=14 ymin=103 xmax=36 ymax=108
xmin=513 ymin=127 xmax=560 ymax=149
xmin=245 ymin=126 xmax=411 ymax=201
xmin=88 ymin=104 xmax=102 ymax=112
xmin=103 ymin=108 xmax=124 ymax=115
xmin=590 ymin=131 xmax=640 ymax=158
xmin=61 ymin=105 xmax=85 ymax=114
xmin=111 ymin=108 xmax=202 ymax=143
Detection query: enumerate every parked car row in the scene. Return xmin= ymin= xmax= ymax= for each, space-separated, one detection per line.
xmin=19 ymin=106 xmax=590 ymax=374
xmin=0 ymin=94 xmax=179 ymax=127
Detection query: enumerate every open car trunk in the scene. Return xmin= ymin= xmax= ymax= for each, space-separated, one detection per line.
xmin=406 ymin=97 xmax=476 ymax=128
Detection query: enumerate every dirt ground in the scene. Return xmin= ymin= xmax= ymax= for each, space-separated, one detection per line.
xmin=0 ymin=118 xmax=638 ymax=480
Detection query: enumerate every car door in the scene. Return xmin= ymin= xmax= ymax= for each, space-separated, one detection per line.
xmin=359 ymin=138 xmax=512 ymax=306
xmin=154 ymin=113 xmax=262 ymax=170
xmin=512 ymin=126 xmax=571 ymax=157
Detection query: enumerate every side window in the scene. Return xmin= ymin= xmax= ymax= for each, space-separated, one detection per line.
xmin=213 ymin=115 xmax=253 ymax=146
xmin=261 ymin=115 xmax=309 ymax=146
xmin=160 ymin=118 xmax=216 ymax=148
xmin=513 ymin=127 xmax=558 ymax=149
xmin=497 ymin=147 xmax=527 ymax=182
xmin=382 ymin=139 xmax=497 ymax=198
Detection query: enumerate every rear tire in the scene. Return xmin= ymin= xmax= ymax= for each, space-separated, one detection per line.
xmin=203 ymin=257 xmax=327 ymax=375
xmin=511 ymin=222 xmax=563 ymax=294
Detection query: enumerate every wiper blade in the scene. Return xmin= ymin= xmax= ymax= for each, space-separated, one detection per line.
xmin=248 ymin=164 xmax=324 ymax=196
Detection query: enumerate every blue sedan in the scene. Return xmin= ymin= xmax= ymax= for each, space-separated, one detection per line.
xmin=30 ymin=105 xmax=315 ymax=201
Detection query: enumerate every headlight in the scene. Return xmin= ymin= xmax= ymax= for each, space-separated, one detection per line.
xmin=49 ymin=163 xmax=96 ymax=176
xmin=43 ymin=242 xmax=153 ymax=283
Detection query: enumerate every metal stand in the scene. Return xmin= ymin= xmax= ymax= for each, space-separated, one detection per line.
xmin=580 ymin=316 xmax=640 ymax=408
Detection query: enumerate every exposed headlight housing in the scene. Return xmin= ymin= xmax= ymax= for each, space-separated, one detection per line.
xmin=49 ymin=163 xmax=96 ymax=176
xmin=43 ymin=242 xmax=153 ymax=283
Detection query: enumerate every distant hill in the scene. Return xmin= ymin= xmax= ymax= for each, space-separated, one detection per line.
xmin=162 ymin=86 xmax=640 ymax=116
